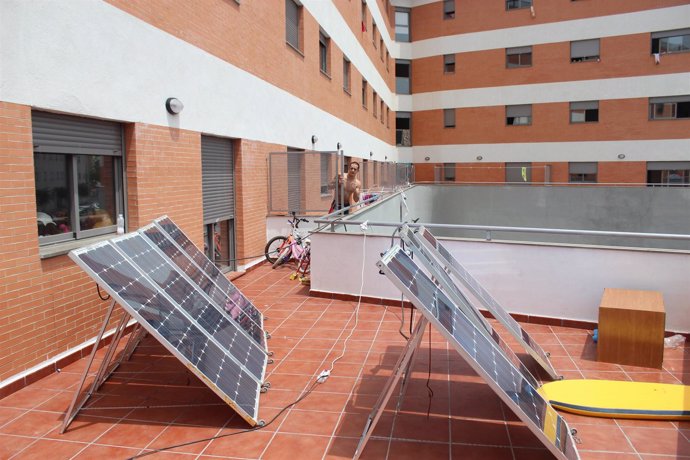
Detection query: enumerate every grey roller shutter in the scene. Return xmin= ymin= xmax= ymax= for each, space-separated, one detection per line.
xmin=571 ymin=39 xmax=599 ymax=59
xmin=647 ymin=161 xmax=690 ymax=171
xmin=569 ymin=162 xmax=597 ymax=174
xmin=652 ymin=28 xmax=690 ymax=39
xmin=32 ymin=111 xmax=122 ymax=155
xmin=506 ymin=105 xmax=531 ymax=117
xmin=201 ymin=135 xmax=234 ymax=224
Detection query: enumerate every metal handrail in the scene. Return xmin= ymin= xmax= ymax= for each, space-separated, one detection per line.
xmin=312 ymin=218 xmax=690 ymax=241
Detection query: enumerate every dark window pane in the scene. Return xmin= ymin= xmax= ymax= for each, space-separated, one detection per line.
xmin=585 ymin=109 xmax=599 ymax=122
xmin=78 ymin=155 xmax=116 ymax=231
xmin=35 ymin=153 xmax=72 ymax=237
xmin=677 ymin=101 xmax=690 ymax=118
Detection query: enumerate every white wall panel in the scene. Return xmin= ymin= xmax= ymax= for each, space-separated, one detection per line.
xmin=411 ymin=73 xmax=690 ymax=110
xmin=410 ymin=139 xmax=690 ymax=164
xmin=0 ymin=0 xmax=396 ymax=161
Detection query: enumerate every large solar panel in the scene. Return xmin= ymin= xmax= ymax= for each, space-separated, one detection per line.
xmin=408 ymin=225 xmax=559 ymax=380
xmin=69 ymin=230 xmax=267 ymax=426
xmin=154 ymin=216 xmax=264 ymax=330
xmin=377 ymin=246 xmax=580 ymax=460
xmin=399 ymin=226 xmax=541 ymax=388
xmin=141 ymin=223 xmax=266 ymax=349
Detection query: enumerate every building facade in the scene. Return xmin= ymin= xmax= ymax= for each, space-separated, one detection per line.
xmin=0 ymin=0 xmax=688 ymax=388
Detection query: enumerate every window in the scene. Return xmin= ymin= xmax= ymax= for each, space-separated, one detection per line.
xmin=362 ymin=78 xmax=368 ymax=109
xmin=649 ymin=96 xmax=690 ymax=120
xmin=396 ymin=59 xmax=411 ymax=94
xmin=395 ymin=8 xmax=410 ymax=42
xmin=343 ymin=57 xmax=351 ymax=93
xmin=652 ymin=28 xmax=690 ymax=55
xmin=506 ymin=162 xmax=532 ymax=183
xmin=386 ymin=50 xmax=390 ymax=71
xmin=647 ymin=162 xmax=690 ymax=187
xmin=361 ymin=1 xmax=367 ymax=32
xmin=373 ymin=92 xmax=378 ymax=118
xmin=319 ymin=31 xmax=330 ymax=75
xmin=569 ymin=162 xmax=597 ymax=183
xmin=386 ymin=107 xmax=390 ymax=128
xmin=372 ymin=23 xmax=377 ymax=47
xmin=444 ymin=109 xmax=456 ymax=128
xmin=506 ymin=46 xmax=532 ymax=68
xmin=443 ymin=54 xmax=455 ymax=73
xmin=380 ymin=101 xmax=385 ymax=123
xmin=506 ymin=105 xmax=532 ymax=125
xmin=443 ymin=0 xmax=455 ymax=19
xmin=380 ymin=39 xmax=384 ymax=60
xmin=285 ymin=0 xmax=302 ymax=51
xmin=443 ymin=163 xmax=456 ymax=182
xmin=571 ymin=39 xmax=600 ymax=62
xmin=396 ymin=112 xmax=412 ymax=146
xmin=506 ymin=0 xmax=531 ymax=10
xmin=33 ymin=112 xmax=124 ymax=245
xmin=570 ymin=101 xmax=599 ymax=123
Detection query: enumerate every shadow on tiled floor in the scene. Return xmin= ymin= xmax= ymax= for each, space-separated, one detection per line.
xmin=1 ymin=265 xmax=688 ymax=459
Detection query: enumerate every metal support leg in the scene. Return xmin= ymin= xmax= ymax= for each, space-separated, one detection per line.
xmin=121 ymin=323 xmax=145 ymax=362
xmin=94 ymin=311 xmax=131 ymax=390
xmin=353 ymin=317 xmax=428 ymax=460
xmin=60 ymin=299 xmax=117 ymax=433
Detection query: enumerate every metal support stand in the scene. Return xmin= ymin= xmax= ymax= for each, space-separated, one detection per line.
xmin=60 ymin=300 xmax=139 ymax=433
xmin=353 ymin=317 xmax=428 ymax=460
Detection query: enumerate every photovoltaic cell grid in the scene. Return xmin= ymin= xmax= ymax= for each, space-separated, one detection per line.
xmin=399 ymin=225 xmax=540 ymax=388
xmin=377 ymin=246 xmax=580 ymax=460
xmin=141 ymin=223 xmax=266 ymax=349
xmin=415 ymin=226 xmax=559 ymax=380
xmin=154 ymin=216 xmax=264 ymax=330
xmin=69 ymin=228 xmax=267 ymax=426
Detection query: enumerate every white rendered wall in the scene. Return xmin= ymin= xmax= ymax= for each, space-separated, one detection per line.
xmin=311 ymin=232 xmax=690 ymax=333
xmin=0 ymin=0 xmax=396 ymax=162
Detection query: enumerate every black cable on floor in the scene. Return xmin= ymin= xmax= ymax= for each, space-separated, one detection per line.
xmin=128 ymin=380 xmax=320 ymax=459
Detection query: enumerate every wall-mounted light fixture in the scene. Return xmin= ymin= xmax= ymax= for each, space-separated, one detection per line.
xmin=311 ymin=135 xmax=318 ymax=145
xmin=617 ymin=153 xmax=626 ymax=160
xmin=424 ymin=156 xmax=430 ymax=161
xmin=476 ymin=155 xmax=483 ymax=161
xmin=336 ymin=142 xmax=342 ymax=150
xmin=384 ymin=156 xmax=387 ymax=161
xmin=165 ymin=98 xmax=184 ymax=115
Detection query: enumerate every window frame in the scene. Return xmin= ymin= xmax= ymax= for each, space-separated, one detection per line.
xmin=343 ymin=57 xmax=351 ymax=94
xmin=362 ymin=78 xmax=368 ymax=109
xmin=443 ymin=0 xmax=455 ymax=19
xmin=570 ymin=39 xmax=600 ymax=63
xmin=506 ymin=46 xmax=532 ymax=68
xmin=570 ymin=101 xmax=599 ymax=123
xmin=506 ymin=0 xmax=532 ymax=10
xmin=568 ymin=162 xmax=598 ymax=183
xmin=651 ymin=28 xmax=690 ymax=55
xmin=649 ymin=96 xmax=690 ymax=120
xmin=443 ymin=163 xmax=456 ymax=182
xmin=443 ymin=108 xmax=456 ymax=128
xmin=394 ymin=8 xmax=411 ymax=42
xmin=318 ymin=30 xmax=330 ymax=76
xmin=285 ymin=0 xmax=302 ymax=53
xmin=506 ymin=104 xmax=532 ymax=126
xmin=443 ymin=54 xmax=456 ymax=74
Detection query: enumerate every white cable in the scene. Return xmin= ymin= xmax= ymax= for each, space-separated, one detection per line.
xmin=319 ymin=222 xmax=368 ymax=380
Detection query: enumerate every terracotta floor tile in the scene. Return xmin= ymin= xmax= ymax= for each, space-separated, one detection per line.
xmin=279 ymin=409 xmax=340 ymax=436
xmin=145 ymin=424 xmax=219 ymax=454
xmin=0 ymin=387 xmax=62 ymax=410
xmin=0 ymin=410 xmax=62 ymax=437
xmin=201 ymin=429 xmax=272 ymax=457
xmin=578 ymin=452 xmax=641 ymax=459
xmin=0 ymin=406 xmax=25 ymax=427
xmin=511 ymin=446 xmax=557 ymax=459
xmin=451 ymin=417 xmax=510 ymax=446
xmin=261 ymin=433 xmax=331 ymax=460
xmin=34 ymin=390 xmax=75 ymax=413
xmin=623 ymin=426 xmax=690 ymax=456
xmin=323 ymin=437 xmax=389 ymax=460
xmin=296 ymin=392 xmax=351 ymax=412
xmin=0 ymin=433 xmax=36 ymax=458
xmin=12 ymin=438 xmax=87 ymax=459
xmin=572 ymin=423 xmax=634 ymax=453
xmin=451 ymin=444 xmax=514 ymax=460
xmin=93 ymin=420 xmax=168 ymax=448
xmin=46 ymin=415 xmax=114 ymax=443
xmin=392 ymin=411 xmax=449 ymax=443
xmin=170 ymin=403 xmax=235 ymax=427
xmin=388 ymin=439 xmax=449 ymax=459
xmin=72 ymin=443 xmax=141 ymax=459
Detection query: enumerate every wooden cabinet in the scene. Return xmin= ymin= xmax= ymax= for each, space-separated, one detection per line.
xmin=597 ymin=288 xmax=665 ymax=369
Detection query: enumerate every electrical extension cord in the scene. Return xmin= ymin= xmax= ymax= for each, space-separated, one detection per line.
xmin=316 ymin=369 xmax=330 ymax=383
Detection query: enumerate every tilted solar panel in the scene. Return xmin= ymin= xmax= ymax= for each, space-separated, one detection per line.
xmin=70 ymin=240 xmax=263 ymax=425
xmin=377 ymin=246 xmax=580 ymax=460
xmin=154 ymin=216 xmax=264 ymax=329
xmin=411 ymin=226 xmax=559 ymax=380
xmin=399 ymin=225 xmax=541 ymax=388
xmin=141 ymin=223 xmax=266 ymax=350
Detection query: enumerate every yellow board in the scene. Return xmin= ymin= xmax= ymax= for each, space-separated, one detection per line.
xmin=539 ymin=379 xmax=690 ymax=420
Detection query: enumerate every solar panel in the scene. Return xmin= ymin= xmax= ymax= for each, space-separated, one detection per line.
xmin=70 ymin=236 xmax=266 ymax=426
xmin=399 ymin=226 xmax=541 ymax=388
xmin=408 ymin=225 xmax=559 ymax=380
xmin=141 ymin=223 xmax=267 ymax=350
xmin=154 ymin=216 xmax=264 ymax=329
xmin=377 ymin=246 xmax=580 ymax=460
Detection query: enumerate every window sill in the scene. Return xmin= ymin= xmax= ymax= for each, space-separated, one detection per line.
xmin=320 ymin=69 xmax=331 ymax=80
xmin=39 ymin=232 xmax=118 ymax=259
xmin=286 ymin=42 xmax=304 ymax=58
xmin=343 ymin=88 xmax=351 ymax=96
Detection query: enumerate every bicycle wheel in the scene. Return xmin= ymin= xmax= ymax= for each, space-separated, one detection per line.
xmin=272 ymin=246 xmax=292 ymax=269
xmin=265 ymin=236 xmax=287 ymax=264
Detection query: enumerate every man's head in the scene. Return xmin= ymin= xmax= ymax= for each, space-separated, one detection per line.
xmin=348 ymin=161 xmax=360 ymax=178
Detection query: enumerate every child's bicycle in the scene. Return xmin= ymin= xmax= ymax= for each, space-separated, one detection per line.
xmin=264 ymin=212 xmax=311 ymax=281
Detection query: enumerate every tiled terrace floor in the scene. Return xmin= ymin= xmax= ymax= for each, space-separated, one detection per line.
xmin=1 ymin=265 xmax=688 ymax=459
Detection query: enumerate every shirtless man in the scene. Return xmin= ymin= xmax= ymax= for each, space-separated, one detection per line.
xmin=334 ymin=161 xmax=361 ymax=213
